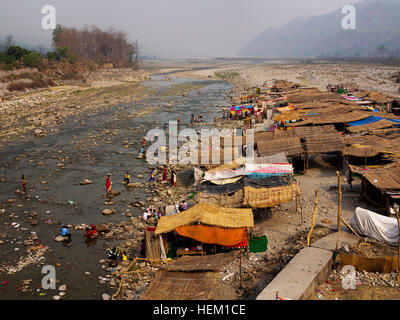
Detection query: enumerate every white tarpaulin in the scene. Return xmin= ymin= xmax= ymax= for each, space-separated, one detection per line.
xmin=350 ymin=207 xmax=399 ymax=246
xmin=203 ymin=167 xmax=247 ymax=181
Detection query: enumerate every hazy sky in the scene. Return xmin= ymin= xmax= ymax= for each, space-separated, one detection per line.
xmin=0 ymin=0 xmax=364 ymax=57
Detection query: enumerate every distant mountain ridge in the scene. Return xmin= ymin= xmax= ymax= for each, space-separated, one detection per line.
xmin=239 ymin=0 xmax=400 ymax=57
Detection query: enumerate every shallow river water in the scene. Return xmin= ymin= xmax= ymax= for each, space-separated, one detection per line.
xmin=0 ymin=74 xmax=232 ymax=299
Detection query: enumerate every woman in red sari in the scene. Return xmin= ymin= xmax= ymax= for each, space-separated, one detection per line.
xmin=162 ymin=165 xmax=168 ymax=182
xmin=106 ymin=174 xmax=112 ymax=201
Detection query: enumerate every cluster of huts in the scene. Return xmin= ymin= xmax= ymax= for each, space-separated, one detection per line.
xmin=227 ymin=79 xmax=400 ymax=216
xmin=149 ymin=79 xmax=400 ymax=258
xmin=140 ymin=78 xmax=400 ymax=299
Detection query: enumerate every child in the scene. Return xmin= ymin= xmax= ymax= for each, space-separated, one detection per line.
xmin=61 ymin=225 xmax=71 ymax=240
xmin=123 ymin=172 xmax=130 ymax=185
xmin=149 ymin=169 xmax=156 ymax=183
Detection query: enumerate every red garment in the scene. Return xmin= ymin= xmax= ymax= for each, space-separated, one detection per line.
xmin=106 ymin=177 xmax=111 ymax=192
xmin=90 ymin=225 xmax=98 ymax=236
xmin=162 ymin=168 xmax=167 ymax=181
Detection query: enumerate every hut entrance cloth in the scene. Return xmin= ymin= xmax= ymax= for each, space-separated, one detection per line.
xmin=175 ymin=225 xmax=248 ymax=247
xmin=249 ymin=235 xmax=268 ymax=253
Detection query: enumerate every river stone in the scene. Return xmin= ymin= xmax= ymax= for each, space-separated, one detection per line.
xmin=102 ymin=293 xmax=111 ymax=300
xmin=59 ymin=284 xmax=67 ymax=291
xmin=55 ymin=236 xmax=67 ymax=242
xmin=102 ymin=209 xmax=114 ymax=215
xmin=104 ymin=231 xmax=114 ymax=239
xmin=79 ymin=179 xmax=92 ymax=185
xmin=53 ymin=295 xmax=61 ymax=300
xmin=96 ymin=224 xmax=109 ymax=232
xmin=111 ymin=190 xmax=121 ymax=196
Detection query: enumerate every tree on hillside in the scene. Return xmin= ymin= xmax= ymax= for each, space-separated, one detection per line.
xmin=52 ymin=25 xmax=63 ymax=48
xmin=22 ymin=52 xmax=43 ymax=67
xmin=52 ymin=25 xmax=139 ymax=68
xmin=6 ymin=46 xmax=29 ymax=60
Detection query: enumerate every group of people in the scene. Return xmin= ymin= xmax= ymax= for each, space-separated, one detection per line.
xmin=107 ymin=247 xmax=128 ymax=262
xmin=149 ymin=166 xmax=176 ymax=186
xmin=59 ymin=223 xmax=98 ymax=242
xmin=223 ymin=107 xmax=254 ymax=121
xmin=143 ymin=199 xmax=189 ymax=223
xmin=191 ymin=114 xmax=203 ymax=124
xmin=142 ymin=206 xmax=163 ymax=222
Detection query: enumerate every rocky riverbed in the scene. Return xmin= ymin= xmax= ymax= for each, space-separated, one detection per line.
xmin=0 ymin=67 xmax=232 ymax=300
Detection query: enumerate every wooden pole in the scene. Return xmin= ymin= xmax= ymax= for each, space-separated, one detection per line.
xmin=336 ymin=171 xmax=342 ymax=251
xmin=239 ymin=252 xmax=243 ymax=289
xmin=300 ymin=197 xmax=303 ymax=224
xmin=307 ymin=190 xmax=318 ymax=247
xmin=395 ymin=207 xmax=400 ymax=283
xmin=340 ymin=216 xmax=360 ymax=238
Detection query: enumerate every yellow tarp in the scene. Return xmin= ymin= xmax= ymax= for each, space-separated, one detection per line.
xmin=155 ymin=203 xmax=253 ymax=235
xmin=175 ymin=225 xmax=247 ymax=246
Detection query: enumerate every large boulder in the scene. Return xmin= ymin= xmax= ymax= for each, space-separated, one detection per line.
xmin=111 ymin=190 xmax=121 ymax=196
xmin=102 ymin=209 xmax=116 ymax=216
xmin=55 ymin=236 xmax=68 ymax=242
xmin=96 ymin=223 xmax=109 ymax=232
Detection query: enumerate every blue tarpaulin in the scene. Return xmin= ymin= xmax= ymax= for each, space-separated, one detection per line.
xmin=348 ymin=116 xmax=400 ymax=127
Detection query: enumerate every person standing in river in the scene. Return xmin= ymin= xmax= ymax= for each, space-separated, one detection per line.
xmin=170 ymin=170 xmax=177 ymax=187
xmin=21 ymin=174 xmax=27 ymax=193
xmin=162 ymin=165 xmax=168 ymax=182
xmin=106 ymin=174 xmax=112 ymax=201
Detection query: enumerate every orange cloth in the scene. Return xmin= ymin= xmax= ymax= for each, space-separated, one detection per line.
xmin=175 ymin=225 xmax=247 ymax=246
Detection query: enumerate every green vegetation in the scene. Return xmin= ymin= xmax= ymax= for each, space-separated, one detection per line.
xmin=22 ymin=52 xmax=43 ymax=67
xmin=0 ymin=34 xmax=76 ymax=71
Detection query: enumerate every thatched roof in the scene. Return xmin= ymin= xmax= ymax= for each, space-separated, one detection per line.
xmin=343 ymin=145 xmax=381 ymax=158
xmin=362 ymin=166 xmax=400 ymax=190
xmin=257 ymin=137 xmax=304 ymax=157
xmin=140 ymin=252 xmax=239 ymax=300
xmin=303 ymin=133 xmax=344 ymax=154
xmin=347 ymin=119 xmax=395 ymax=133
xmin=243 ymin=183 xmax=301 ymax=208
xmin=155 ymin=203 xmax=253 ymax=235
xmin=196 ymin=189 xmax=244 ymax=208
